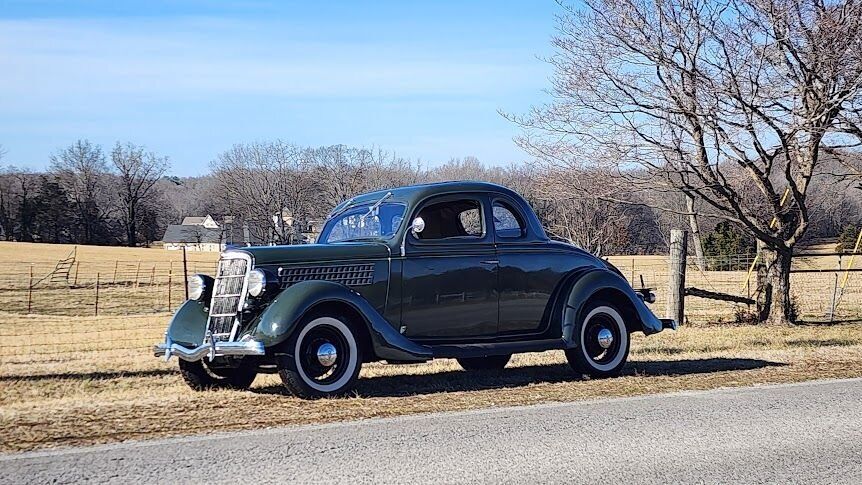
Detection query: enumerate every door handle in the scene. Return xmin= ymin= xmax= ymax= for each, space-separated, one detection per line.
xmin=480 ymin=260 xmax=499 ymax=265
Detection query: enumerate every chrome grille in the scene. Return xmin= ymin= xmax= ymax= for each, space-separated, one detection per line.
xmin=280 ymin=263 xmax=375 ymax=288
xmin=207 ymin=253 xmax=250 ymax=342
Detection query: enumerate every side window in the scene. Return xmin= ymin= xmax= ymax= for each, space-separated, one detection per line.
xmin=493 ymin=201 xmax=525 ymax=238
xmin=414 ymin=199 xmax=484 ymax=240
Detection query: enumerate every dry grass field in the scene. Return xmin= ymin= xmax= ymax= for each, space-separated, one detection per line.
xmin=0 ymin=241 xmax=219 ymax=316
xmin=1 ymin=241 xmax=861 ymax=452
xmin=3 ymin=324 xmax=862 ymax=452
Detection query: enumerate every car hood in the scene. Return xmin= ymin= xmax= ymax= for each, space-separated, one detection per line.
xmin=236 ymin=242 xmax=391 ymax=266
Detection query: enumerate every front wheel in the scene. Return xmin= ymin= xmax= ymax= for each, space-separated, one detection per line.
xmin=278 ymin=313 xmax=363 ymax=399
xmin=179 ymin=359 xmax=257 ymax=391
xmin=565 ymin=301 xmax=630 ymax=378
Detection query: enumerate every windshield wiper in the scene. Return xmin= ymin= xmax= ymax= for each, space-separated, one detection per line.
xmin=359 ymin=192 xmax=392 ymax=223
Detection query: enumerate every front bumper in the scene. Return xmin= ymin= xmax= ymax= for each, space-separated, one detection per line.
xmin=154 ymin=335 xmax=266 ymax=362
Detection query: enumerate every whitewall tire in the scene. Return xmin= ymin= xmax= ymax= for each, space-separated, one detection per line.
xmin=565 ymin=301 xmax=630 ymax=377
xmin=278 ymin=314 xmax=363 ymax=399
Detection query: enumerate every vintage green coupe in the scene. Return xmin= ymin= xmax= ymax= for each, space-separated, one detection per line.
xmin=155 ymin=181 xmax=675 ymax=398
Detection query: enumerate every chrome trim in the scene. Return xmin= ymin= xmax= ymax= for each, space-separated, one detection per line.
xmin=597 ymin=327 xmax=614 ymax=349
xmin=208 ymin=250 xmax=253 ymax=342
xmin=316 ymin=342 xmax=338 ymax=367
xmin=154 ymin=334 xmax=265 ymax=362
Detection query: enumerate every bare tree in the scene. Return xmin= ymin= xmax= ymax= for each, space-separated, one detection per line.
xmin=514 ymin=0 xmax=862 ymax=324
xmin=111 ymin=142 xmax=169 ymax=247
xmin=50 ymin=140 xmax=112 ymax=244
xmin=312 ymin=145 xmax=376 ymax=210
xmin=533 ymin=165 xmax=632 ymax=254
xmin=212 ymin=141 xmax=316 ymax=244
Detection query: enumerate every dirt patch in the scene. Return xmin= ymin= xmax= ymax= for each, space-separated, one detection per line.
xmin=3 ymin=324 xmax=862 ymax=453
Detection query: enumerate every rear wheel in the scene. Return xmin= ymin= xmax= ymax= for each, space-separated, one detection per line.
xmin=457 ymin=354 xmax=511 ymax=371
xmin=565 ymin=301 xmax=630 ymax=378
xmin=278 ymin=313 xmax=363 ymax=399
xmin=179 ymin=359 xmax=257 ymax=391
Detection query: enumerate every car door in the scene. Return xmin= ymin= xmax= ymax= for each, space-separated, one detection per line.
xmin=493 ymin=197 xmax=557 ymax=335
xmin=400 ymin=194 xmax=499 ymax=340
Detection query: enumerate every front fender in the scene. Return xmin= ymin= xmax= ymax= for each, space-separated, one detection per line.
xmin=165 ymin=299 xmax=209 ymax=347
xmin=251 ymin=280 xmax=432 ymax=362
xmin=562 ymin=269 xmax=664 ymax=346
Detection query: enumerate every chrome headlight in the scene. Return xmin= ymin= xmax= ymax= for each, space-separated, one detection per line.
xmin=188 ymin=274 xmax=208 ymax=301
xmin=247 ymin=269 xmax=268 ymax=297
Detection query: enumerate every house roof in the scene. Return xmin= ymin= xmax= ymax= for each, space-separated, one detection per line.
xmin=162 ymin=225 xmax=223 ymax=244
xmin=181 ymin=216 xmax=209 ymax=226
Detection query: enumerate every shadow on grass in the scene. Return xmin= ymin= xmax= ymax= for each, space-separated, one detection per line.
xmin=253 ymin=357 xmax=784 ymax=398
xmin=795 ymin=318 xmax=862 ymax=325
xmin=0 ymin=368 xmax=176 ymax=382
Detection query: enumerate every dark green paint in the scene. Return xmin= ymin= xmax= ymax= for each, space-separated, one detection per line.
xmin=164 ymin=181 xmax=668 ymax=363
xmin=165 ymin=299 xmax=209 ymax=347
xmin=251 ymin=280 xmax=431 ymax=361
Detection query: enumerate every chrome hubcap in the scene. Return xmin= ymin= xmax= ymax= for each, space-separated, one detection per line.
xmin=597 ymin=328 xmax=614 ymax=349
xmin=316 ymin=342 xmax=338 ymax=367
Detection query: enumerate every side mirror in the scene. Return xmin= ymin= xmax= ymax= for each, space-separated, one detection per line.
xmin=410 ymin=216 xmax=425 ymax=236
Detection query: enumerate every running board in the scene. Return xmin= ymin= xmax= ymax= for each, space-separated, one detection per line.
xmin=429 ymin=339 xmax=566 ymax=359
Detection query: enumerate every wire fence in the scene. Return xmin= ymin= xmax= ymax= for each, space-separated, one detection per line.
xmin=606 ymin=252 xmax=862 ymax=325
xmin=0 ymin=259 xmax=217 ymax=316
xmin=1 ymin=252 xmax=860 ymax=377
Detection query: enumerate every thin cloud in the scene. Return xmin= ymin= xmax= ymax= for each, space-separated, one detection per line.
xmin=0 ymin=18 xmax=540 ymax=105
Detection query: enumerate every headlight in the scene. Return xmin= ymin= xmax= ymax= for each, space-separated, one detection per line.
xmin=188 ymin=274 xmax=208 ymax=301
xmin=247 ymin=269 xmax=268 ymax=297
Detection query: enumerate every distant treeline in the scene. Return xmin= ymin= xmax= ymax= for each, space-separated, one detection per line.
xmin=1 ymin=139 xmax=860 ymax=256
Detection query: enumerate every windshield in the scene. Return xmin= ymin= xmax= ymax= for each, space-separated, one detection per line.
xmin=319 ymin=202 xmax=406 ymax=243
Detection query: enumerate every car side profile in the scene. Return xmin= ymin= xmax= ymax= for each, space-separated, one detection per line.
xmin=155 ymin=181 xmax=676 ymax=398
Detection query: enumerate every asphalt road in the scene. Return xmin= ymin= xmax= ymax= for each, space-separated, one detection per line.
xmin=4 ymin=378 xmax=862 ymax=484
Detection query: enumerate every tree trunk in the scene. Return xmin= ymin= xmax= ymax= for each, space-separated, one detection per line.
xmin=127 ymin=204 xmax=137 ymax=247
xmin=756 ymin=243 xmax=794 ymax=325
xmin=686 ymin=194 xmax=707 ymax=271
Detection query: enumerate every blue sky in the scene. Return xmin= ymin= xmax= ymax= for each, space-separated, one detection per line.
xmin=0 ymin=1 xmax=557 ymax=176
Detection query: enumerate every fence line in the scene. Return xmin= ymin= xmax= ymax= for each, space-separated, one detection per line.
xmin=1 ymin=252 xmax=860 ymax=375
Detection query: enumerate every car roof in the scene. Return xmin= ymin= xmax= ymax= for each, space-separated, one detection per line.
xmin=343 ymin=181 xmax=524 ymax=207
xmin=327 ymin=180 xmax=549 ymax=242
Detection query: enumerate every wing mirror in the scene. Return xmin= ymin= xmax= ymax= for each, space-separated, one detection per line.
xmin=410 ymin=216 xmax=425 ymax=236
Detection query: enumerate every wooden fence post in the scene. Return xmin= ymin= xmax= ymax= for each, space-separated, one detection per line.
xmin=134 ymin=261 xmax=141 ymax=288
xmin=73 ymin=261 xmax=79 ymax=287
xmin=168 ymin=269 xmax=173 ymax=309
xmin=95 ymin=272 xmax=100 ymax=316
xmin=182 ymin=246 xmax=189 ymax=300
xmin=667 ymin=229 xmax=688 ymax=324
xmin=27 ymin=265 xmax=33 ymax=314
xmin=113 ymin=260 xmax=119 ymax=283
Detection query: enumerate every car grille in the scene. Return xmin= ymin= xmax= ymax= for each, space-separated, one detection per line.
xmin=207 ymin=254 xmax=250 ymax=342
xmin=280 ymin=263 xmax=375 ymax=288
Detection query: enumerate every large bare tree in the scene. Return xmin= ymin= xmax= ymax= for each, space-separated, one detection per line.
xmin=50 ymin=140 xmax=112 ymax=244
xmin=111 ymin=142 xmax=169 ymax=247
xmin=212 ymin=141 xmax=316 ymax=244
xmin=515 ymin=0 xmax=862 ymax=324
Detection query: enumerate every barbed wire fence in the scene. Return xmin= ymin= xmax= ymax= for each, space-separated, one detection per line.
xmin=1 ymin=249 xmax=860 ymax=377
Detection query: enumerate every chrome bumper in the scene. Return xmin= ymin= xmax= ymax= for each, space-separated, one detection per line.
xmin=154 ymin=335 xmax=266 ymax=362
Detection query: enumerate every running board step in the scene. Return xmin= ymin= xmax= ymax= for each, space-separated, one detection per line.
xmin=429 ymin=339 xmax=566 ymax=359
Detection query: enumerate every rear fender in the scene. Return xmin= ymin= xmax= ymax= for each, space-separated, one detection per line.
xmin=251 ymin=280 xmax=431 ymax=362
xmin=562 ymin=269 xmax=664 ymax=347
